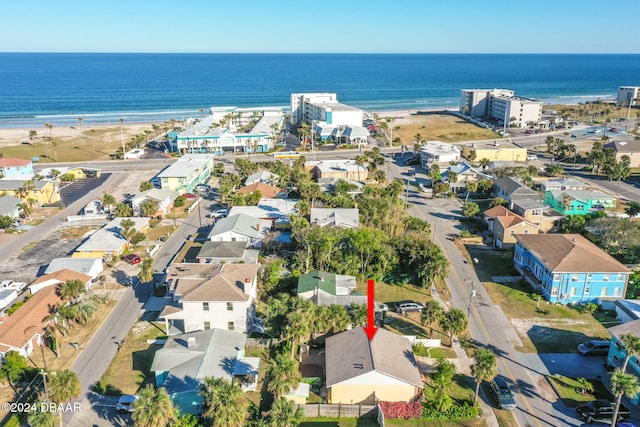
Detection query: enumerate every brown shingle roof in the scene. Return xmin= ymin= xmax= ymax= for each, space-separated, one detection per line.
xmin=515 ymin=234 xmax=630 ymax=273
xmin=0 ymin=286 xmax=62 ymax=349
xmin=237 ymin=182 xmax=283 ymax=199
xmin=484 ymin=205 xmax=516 ymax=218
xmin=30 ymin=269 xmax=92 ymax=288
xmin=167 ymin=263 xmax=259 ymax=302
xmin=496 ymin=215 xmax=525 ymax=228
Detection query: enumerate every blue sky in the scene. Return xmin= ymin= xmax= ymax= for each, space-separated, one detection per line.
xmin=2 ymin=0 xmax=639 ymax=53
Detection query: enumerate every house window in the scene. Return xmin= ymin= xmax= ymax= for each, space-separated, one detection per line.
xmin=584 ymin=286 xmax=590 ymax=295
xmin=617 ymin=274 xmax=623 ymax=281
xmin=587 ymin=273 xmax=592 ymax=280
xmin=576 ymin=205 xmax=584 ymax=212
xmin=204 ymin=321 xmax=211 ymax=330
xmin=601 ymin=287 xmax=608 ymax=296
xmin=524 ymin=229 xmax=529 ymax=234
xmin=553 ymin=274 xmax=560 ymax=281
xmin=227 ymin=322 xmax=234 ymax=331
xmin=227 ymin=302 xmax=233 ymax=311
xmin=570 ymin=287 xmax=577 ymax=296
xmin=510 ymin=230 xmax=515 ymax=236
xmin=551 ymin=288 xmax=558 ymax=296
xmin=614 ymin=288 xmax=621 ymax=297
xmin=203 ymin=302 xmax=209 ymax=311
xmin=604 ymin=274 xmax=610 ymax=282
xmin=572 ymin=274 xmax=579 ymax=281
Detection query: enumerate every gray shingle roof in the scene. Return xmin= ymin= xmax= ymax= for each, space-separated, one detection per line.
xmin=310 ymin=208 xmax=360 ymax=228
xmin=196 ymin=241 xmax=248 ymax=259
xmin=208 ymin=213 xmax=271 ymax=239
xmin=0 ymin=195 xmax=22 ymax=216
xmin=325 ymin=328 xmax=423 ymax=388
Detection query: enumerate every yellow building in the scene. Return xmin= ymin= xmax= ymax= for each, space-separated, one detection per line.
xmin=325 ymin=328 xmax=423 ymax=405
xmin=462 ymin=140 xmax=527 ymax=162
xmin=0 ymin=179 xmax=59 ymax=205
xmin=72 ymin=217 xmax=150 ymax=259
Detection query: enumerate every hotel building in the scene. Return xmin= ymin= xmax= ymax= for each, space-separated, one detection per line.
xmin=290 ymin=93 xmax=363 ymax=127
xmin=460 ymin=89 xmax=542 ymax=128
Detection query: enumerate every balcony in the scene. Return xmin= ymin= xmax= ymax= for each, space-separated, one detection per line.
xmin=515 ymin=265 xmax=543 ymax=291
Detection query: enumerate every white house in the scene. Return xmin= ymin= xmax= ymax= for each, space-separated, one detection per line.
xmin=131 ymin=188 xmax=178 ymax=217
xmin=207 ymin=214 xmax=272 ymax=247
xmin=228 ymin=198 xmax=299 ymax=229
xmin=44 ymin=258 xmax=103 ymax=279
xmin=0 ymin=195 xmax=22 ymax=219
xmin=244 ymin=170 xmax=280 ymax=186
xmin=160 ymin=263 xmax=260 ymax=335
xmin=419 ymin=142 xmax=461 ymax=169
xmin=310 ymin=208 xmax=360 ymax=228
xmin=29 ymin=269 xmax=93 ymax=294
xmin=83 ymin=200 xmax=102 ymax=215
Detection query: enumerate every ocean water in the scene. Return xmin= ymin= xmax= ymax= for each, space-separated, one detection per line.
xmin=0 ymin=53 xmax=638 ymax=128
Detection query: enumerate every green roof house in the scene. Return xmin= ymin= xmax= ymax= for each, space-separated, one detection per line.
xmin=296 ymin=270 xmax=361 ymax=306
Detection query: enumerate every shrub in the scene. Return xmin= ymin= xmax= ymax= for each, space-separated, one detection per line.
xmin=423 ymin=401 xmax=478 ymax=420
xmin=379 ymin=401 xmax=422 ymax=419
xmin=174 ymin=196 xmax=186 ymax=207
xmin=412 ymin=343 xmax=430 ymax=357
xmin=6 ymin=301 xmax=25 ymax=315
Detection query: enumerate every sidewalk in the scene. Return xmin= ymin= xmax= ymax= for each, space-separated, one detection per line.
xmin=430 ymin=287 xmax=501 ymax=427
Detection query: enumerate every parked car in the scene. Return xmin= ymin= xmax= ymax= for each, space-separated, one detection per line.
xmin=576 ymin=399 xmax=630 ymax=424
xmin=526 ymin=154 xmax=537 ymax=161
xmin=122 ymin=254 xmax=142 ymax=265
xmin=183 ymin=193 xmax=197 ymax=199
xmin=395 ymin=300 xmax=424 ymax=314
xmin=489 ymin=376 xmax=516 ymax=410
xmin=116 ymin=395 xmax=138 ymax=413
xmin=577 ymin=339 xmax=610 ymax=356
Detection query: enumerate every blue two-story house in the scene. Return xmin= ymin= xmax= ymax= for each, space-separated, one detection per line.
xmin=514 ymin=234 xmax=629 ymax=304
xmin=607 ymin=320 xmax=640 ymax=404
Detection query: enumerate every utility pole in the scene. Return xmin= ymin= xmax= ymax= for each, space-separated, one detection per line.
xmin=40 ymin=370 xmax=49 ymax=402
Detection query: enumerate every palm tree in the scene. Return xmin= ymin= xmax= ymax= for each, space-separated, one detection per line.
xmin=119 ymin=118 xmax=126 ymax=157
xmin=45 ymin=122 xmax=54 ymax=139
xmin=44 ymin=308 xmax=68 ymax=358
xmin=440 ymin=308 xmax=468 ymax=347
xmin=421 ymin=300 xmax=444 ymax=338
xmin=432 ymin=357 xmax=456 ymax=411
xmin=132 ymin=384 xmax=174 ymax=427
xmin=464 ymin=181 xmax=477 ymax=203
xmin=610 ymin=369 xmax=640 ymax=427
xmin=620 ymin=333 xmax=640 ymax=372
xmin=267 ymin=352 xmax=301 ymax=399
xmin=199 ymin=377 xmax=249 ymax=427
xmin=470 ymin=349 xmax=497 ymax=405
xmin=373 ymin=169 xmax=387 ymax=184
xmin=354 ymin=154 xmax=367 ymax=182
xmin=139 ymin=258 xmax=154 ymax=283
xmin=48 ymin=369 xmax=81 ymax=425
xmin=102 ymin=193 xmax=116 ymax=213
xmin=285 ymin=310 xmax=310 ymax=359
xmin=59 ymin=279 xmax=85 ymax=302
xmin=478 ymin=158 xmax=491 ymax=170
xmin=266 ymin=397 xmax=304 ymax=427
xmin=27 ymin=399 xmax=58 ymax=427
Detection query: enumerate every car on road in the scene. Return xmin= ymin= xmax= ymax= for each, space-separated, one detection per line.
xmin=576 ymin=399 xmax=630 ymax=424
xmin=206 ymin=209 xmax=229 ymax=219
xmin=490 ymin=376 xmax=516 ymax=410
xmin=116 ymin=395 xmax=138 ymax=413
xmin=395 ymin=300 xmax=424 ymax=314
xmin=277 ymin=140 xmax=287 ymax=147
xmin=571 ymin=134 xmax=577 ymax=138
xmin=577 ymin=339 xmax=610 ymax=356
xmin=122 ymin=254 xmax=141 ymax=265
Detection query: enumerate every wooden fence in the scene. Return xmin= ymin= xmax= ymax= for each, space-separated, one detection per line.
xmin=297 ymin=403 xmax=378 ymax=419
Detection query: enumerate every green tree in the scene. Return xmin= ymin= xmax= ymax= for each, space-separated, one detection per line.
xmin=610 ymin=369 xmax=640 ymax=427
xmin=626 ymin=201 xmax=640 ymax=218
xmin=44 ymin=309 xmax=68 ymax=358
xmin=200 ymin=377 xmax=249 ymax=427
xmin=2 ymin=351 xmax=27 ymax=389
xmin=267 ymin=352 xmax=302 ymax=399
xmin=462 ymin=201 xmax=479 ymax=218
xmin=620 ymin=333 xmax=640 ymax=372
xmin=478 ymin=158 xmax=491 ymax=170
xmin=59 ymin=279 xmax=85 ymax=302
xmin=429 ymin=167 xmax=442 ymax=183
xmin=470 ymin=349 xmax=497 ymax=405
xmin=113 ymin=202 xmax=133 ymax=217
xmin=48 ymin=369 xmax=81 ymax=425
xmin=139 ymin=181 xmax=154 ymax=191
xmin=576 ymin=377 xmax=594 ymax=395
xmin=102 ymin=193 xmax=116 ymax=213
xmin=120 ymin=218 xmax=136 ymax=244
xmin=354 ymin=154 xmax=368 ymax=181
xmin=421 ymin=300 xmax=444 ymax=338
xmin=559 ymin=214 xmax=587 ymax=234
xmin=27 ymin=399 xmax=58 ymax=427
xmin=265 ymin=397 xmax=304 ymax=427
xmin=139 ymin=257 xmax=154 ymax=283
xmin=431 ymin=357 xmax=456 ymax=411
xmin=440 ymin=308 xmax=468 ymax=347
xmin=140 ymin=199 xmax=160 ymax=217
xmin=132 ymin=384 xmax=174 ymax=427
xmin=489 ymin=197 xmax=508 ymax=208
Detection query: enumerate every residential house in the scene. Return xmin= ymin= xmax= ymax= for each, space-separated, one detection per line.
xmin=237 ymin=182 xmax=284 ymax=199
xmin=511 ymin=198 xmax=563 ymax=232
xmin=157 ymin=153 xmax=214 ymax=194
xmin=483 ymin=206 xmax=539 ymax=248
xmin=83 ymin=200 xmax=102 ymax=215
xmin=419 ymin=142 xmax=461 ymax=169
xmin=325 ymin=327 xmax=423 ymax=404
xmin=160 ymin=263 xmax=260 ymax=334
xmin=0 ymin=285 xmax=63 ymax=360
xmin=307 ymin=160 xmax=368 ymax=181
xmin=492 ymin=176 xmax=539 ymax=207
xmin=0 ymin=179 xmax=59 ymax=206
xmin=0 ymin=195 xmax=22 ymax=219
xmin=195 ymin=241 xmax=259 ymax=264
xmin=44 ymin=258 xmax=103 ymax=279
xmin=206 ymin=214 xmax=272 ymax=248
xmin=604 ymin=139 xmax=640 ymax=168
xmin=297 ymin=271 xmax=364 ymax=306
xmin=533 ymin=177 xmax=589 ymax=192
xmin=131 ymin=188 xmax=178 ymax=217
xmin=317 ymin=177 xmax=364 ymax=195
xmin=151 ymin=328 xmax=257 ymax=414
xmin=0 ymin=158 xmax=34 ymax=178
xmin=310 ymin=208 xmax=360 ymax=229
xmin=614 ymin=300 xmax=640 ymax=324
xmin=72 ymin=217 xmax=150 ymax=259
xmin=466 ymin=140 xmax=527 ymax=162
xmin=340 ymin=126 xmax=370 ymax=146
xmin=441 ymin=162 xmax=491 ymax=191
xmin=543 ymin=189 xmax=616 ymax=215
xmin=244 ymin=170 xmax=280 ymax=186
xmin=29 ymin=269 xmax=93 ymax=294
xmin=283 ymin=383 xmax=311 ymax=404
xmin=228 ymin=198 xmax=299 ymax=230
xmin=607 ymin=320 xmax=640 ymax=404
xmin=514 ymin=234 xmax=630 ymax=304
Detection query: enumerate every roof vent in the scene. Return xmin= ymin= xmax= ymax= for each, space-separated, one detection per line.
xmin=244 ymin=278 xmax=251 ymax=283
xmin=187 ymin=336 xmax=196 ymax=349
xmin=571 ymin=238 xmax=577 ymax=243
xmin=353 ymin=363 xmax=364 ymax=369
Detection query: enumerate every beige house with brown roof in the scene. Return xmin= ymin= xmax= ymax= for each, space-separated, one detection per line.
xmin=483 ymin=206 xmax=539 ymax=248
xmin=0 ymin=286 xmax=63 ymax=360
xmin=160 ymin=263 xmax=260 ymax=335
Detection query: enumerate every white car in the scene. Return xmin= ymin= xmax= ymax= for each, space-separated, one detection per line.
xmin=206 ymin=209 xmax=229 ymax=219
xmin=116 ymin=395 xmax=138 ymax=413
xmin=526 ymin=154 xmax=537 ymax=161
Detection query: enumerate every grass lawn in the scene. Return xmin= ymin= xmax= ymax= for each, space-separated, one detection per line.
xmin=99 ymin=319 xmax=167 ymax=395
xmin=391 ymin=112 xmax=498 ymax=144
xmin=547 ymin=375 xmax=612 ymax=407
xmin=357 ymin=281 xmax=431 ymax=308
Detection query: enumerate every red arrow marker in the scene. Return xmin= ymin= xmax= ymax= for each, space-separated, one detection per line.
xmin=363 ymin=279 xmax=378 ymax=341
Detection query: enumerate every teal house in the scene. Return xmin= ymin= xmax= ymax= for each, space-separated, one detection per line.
xmin=607 ymin=320 xmax=640 ymax=404
xmin=151 ymin=328 xmax=254 ymax=414
xmin=543 ymin=189 xmax=616 ymax=215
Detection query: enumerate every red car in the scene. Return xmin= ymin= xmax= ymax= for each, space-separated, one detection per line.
xmin=183 ymin=193 xmax=197 ymax=199
xmin=122 ymin=254 xmax=141 ymax=265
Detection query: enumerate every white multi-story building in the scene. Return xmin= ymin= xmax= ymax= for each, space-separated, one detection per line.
xmin=460 ymin=89 xmax=542 ymax=128
xmin=617 ymin=86 xmax=640 ymax=107
xmin=419 ymin=142 xmax=462 ymax=169
xmin=290 ymin=93 xmax=363 ymax=127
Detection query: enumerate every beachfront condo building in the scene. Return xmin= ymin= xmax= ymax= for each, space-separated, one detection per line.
xmin=290 ymin=93 xmax=363 ymax=127
xmin=168 ymin=107 xmax=284 ymax=155
xmin=460 ymin=89 xmax=542 ymax=128
xmin=617 ymin=86 xmax=640 ymax=107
